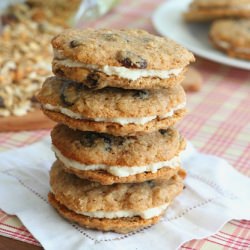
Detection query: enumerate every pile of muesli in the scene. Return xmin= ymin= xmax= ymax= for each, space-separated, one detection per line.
xmin=0 ymin=1 xmax=76 ymax=117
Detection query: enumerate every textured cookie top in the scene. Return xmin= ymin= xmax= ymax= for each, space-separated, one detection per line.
xmin=37 ymin=76 xmax=186 ymax=118
xmin=51 ymin=124 xmax=184 ymax=166
xmin=184 ymin=0 xmax=250 ymax=21
xmin=50 ymin=161 xmax=184 ymax=212
xmin=188 ymin=0 xmax=250 ymax=8
xmin=51 ymin=29 xmax=194 ymax=70
xmin=210 ymin=19 xmax=250 ymax=46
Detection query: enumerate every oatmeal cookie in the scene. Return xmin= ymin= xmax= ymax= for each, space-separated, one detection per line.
xmin=184 ymin=0 xmax=250 ymax=22
xmin=52 ymin=29 xmax=194 ymax=89
xmin=210 ymin=19 xmax=250 ymax=60
xmin=37 ymin=77 xmax=186 ymax=135
xmin=51 ymin=124 xmax=186 ymax=184
xmin=49 ymin=161 xmax=184 ymax=233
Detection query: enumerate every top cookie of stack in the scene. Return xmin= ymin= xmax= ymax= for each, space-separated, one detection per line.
xmin=52 ymin=29 xmax=194 ymax=90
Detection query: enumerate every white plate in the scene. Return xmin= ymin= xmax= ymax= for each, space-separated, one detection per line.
xmin=152 ymin=0 xmax=250 ymax=70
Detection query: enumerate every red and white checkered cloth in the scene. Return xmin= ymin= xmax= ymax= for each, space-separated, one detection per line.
xmin=0 ymin=0 xmax=250 ymax=249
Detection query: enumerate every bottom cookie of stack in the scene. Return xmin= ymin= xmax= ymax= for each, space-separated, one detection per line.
xmin=49 ymin=161 xmax=185 ymax=234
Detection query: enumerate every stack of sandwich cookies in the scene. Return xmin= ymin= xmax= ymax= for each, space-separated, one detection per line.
xmin=37 ymin=28 xmax=194 ymax=233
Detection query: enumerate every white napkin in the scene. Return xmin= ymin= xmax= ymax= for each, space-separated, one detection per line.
xmin=0 ymin=137 xmax=249 ymax=250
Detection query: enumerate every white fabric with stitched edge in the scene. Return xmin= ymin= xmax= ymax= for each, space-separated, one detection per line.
xmin=0 ymin=137 xmax=249 ymax=250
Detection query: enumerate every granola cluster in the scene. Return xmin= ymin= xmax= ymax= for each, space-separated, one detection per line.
xmin=0 ymin=2 xmax=70 ymax=117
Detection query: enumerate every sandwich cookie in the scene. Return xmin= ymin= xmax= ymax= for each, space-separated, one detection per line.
xmin=52 ymin=29 xmax=194 ymax=90
xmin=37 ymin=77 xmax=186 ymax=136
xmin=210 ymin=19 xmax=250 ymax=60
xmin=184 ymin=0 xmax=250 ymax=22
xmin=48 ymin=161 xmax=184 ymax=233
xmin=51 ymin=124 xmax=186 ymax=185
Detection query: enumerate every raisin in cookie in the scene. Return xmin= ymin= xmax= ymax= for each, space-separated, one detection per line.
xmin=210 ymin=19 xmax=250 ymax=60
xmin=37 ymin=77 xmax=186 ymax=136
xmin=184 ymin=0 xmax=250 ymax=22
xmin=52 ymin=29 xmax=194 ymax=89
xmin=51 ymin=124 xmax=186 ymax=185
xmin=49 ymin=161 xmax=184 ymax=233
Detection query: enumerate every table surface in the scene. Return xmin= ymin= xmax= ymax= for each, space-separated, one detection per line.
xmin=0 ymin=0 xmax=250 ymax=249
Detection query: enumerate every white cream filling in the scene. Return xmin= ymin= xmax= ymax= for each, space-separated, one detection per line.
xmin=52 ymin=145 xmax=180 ymax=177
xmin=53 ymin=50 xmax=183 ymax=81
xmin=215 ymin=40 xmax=250 ymax=53
xmin=77 ymin=203 xmax=169 ymax=219
xmin=44 ymin=102 xmax=186 ymax=125
xmin=102 ymin=65 xmax=183 ymax=81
